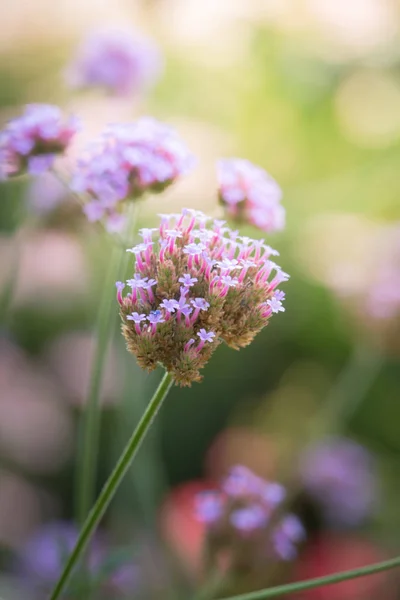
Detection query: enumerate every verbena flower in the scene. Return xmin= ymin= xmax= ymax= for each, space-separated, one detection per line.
xmin=117 ymin=209 xmax=288 ymax=385
xmin=217 ymin=158 xmax=285 ymax=233
xmin=300 ymin=437 xmax=378 ymax=527
xmin=195 ymin=465 xmax=304 ymax=572
xmin=0 ymin=104 xmax=79 ymax=179
xmin=66 ymin=29 xmax=162 ymax=96
xmin=73 ymin=118 xmax=194 ymax=232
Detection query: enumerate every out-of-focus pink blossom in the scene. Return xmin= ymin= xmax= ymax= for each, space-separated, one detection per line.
xmin=195 ymin=465 xmax=303 ymax=563
xmin=66 ymin=29 xmax=163 ymax=97
xmin=0 ymin=104 xmax=79 ymax=179
xmin=217 ymin=158 xmax=285 ymax=233
xmin=72 ymin=118 xmax=194 ymax=232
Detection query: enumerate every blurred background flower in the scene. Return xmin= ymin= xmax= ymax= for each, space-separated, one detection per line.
xmin=299 ymin=437 xmax=378 ymax=528
xmin=65 ymin=28 xmax=163 ymax=97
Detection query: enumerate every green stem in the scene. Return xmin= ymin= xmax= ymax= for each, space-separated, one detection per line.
xmin=312 ymin=344 xmax=384 ymax=437
xmin=49 ymin=370 xmax=174 ymax=600
xmin=217 ymin=554 xmax=400 ymax=600
xmin=193 ymin=569 xmax=229 ymax=600
xmin=75 ymin=241 xmax=123 ymax=524
xmin=0 ymin=230 xmax=23 ymax=325
xmin=76 ymin=206 xmax=138 ymax=524
xmin=0 ymin=209 xmax=39 ymax=326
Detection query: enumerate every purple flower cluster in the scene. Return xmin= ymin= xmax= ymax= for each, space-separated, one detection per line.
xmin=72 ymin=118 xmax=194 ymax=232
xmin=117 ymin=209 xmax=288 ymax=385
xmin=217 ymin=158 xmax=285 ymax=233
xmin=0 ymin=104 xmax=79 ymax=179
xmin=300 ymin=437 xmax=378 ymax=527
xmin=66 ymin=29 xmax=162 ymax=97
xmin=17 ymin=521 xmax=137 ymax=598
xmin=195 ymin=466 xmax=304 ymax=570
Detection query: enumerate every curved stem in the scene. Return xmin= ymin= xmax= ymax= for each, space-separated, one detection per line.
xmin=217 ymin=554 xmax=400 ymax=600
xmin=49 ymin=370 xmax=174 ymax=600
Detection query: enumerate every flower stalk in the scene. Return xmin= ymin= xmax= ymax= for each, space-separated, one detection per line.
xmin=76 ymin=204 xmax=138 ymax=524
xmin=217 ymin=554 xmax=400 ymax=600
xmin=320 ymin=344 xmax=384 ymax=432
xmin=75 ymin=241 xmax=124 ymax=524
xmin=49 ymin=369 xmax=174 ymax=600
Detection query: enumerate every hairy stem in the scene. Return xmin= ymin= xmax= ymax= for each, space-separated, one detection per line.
xmin=49 ymin=370 xmax=174 ymax=600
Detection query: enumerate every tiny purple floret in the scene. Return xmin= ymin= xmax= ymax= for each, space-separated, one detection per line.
xmin=195 ymin=491 xmax=224 ymax=524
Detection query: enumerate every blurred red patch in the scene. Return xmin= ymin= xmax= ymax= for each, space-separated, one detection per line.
xmin=292 ymin=534 xmax=396 ymax=600
xmin=159 ymin=480 xmax=215 ymax=578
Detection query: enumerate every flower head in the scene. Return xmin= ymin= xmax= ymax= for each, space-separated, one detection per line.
xmin=0 ymin=104 xmax=79 ymax=179
xmin=66 ymin=29 xmax=162 ymax=96
xmin=73 ymin=118 xmax=193 ymax=232
xmin=194 ymin=466 xmax=304 ymax=573
xmin=117 ymin=208 xmax=288 ymax=385
xmin=217 ymin=158 xmax=285 ymax=233
xmin=300 ymin=437 xmax=378 ymax=527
